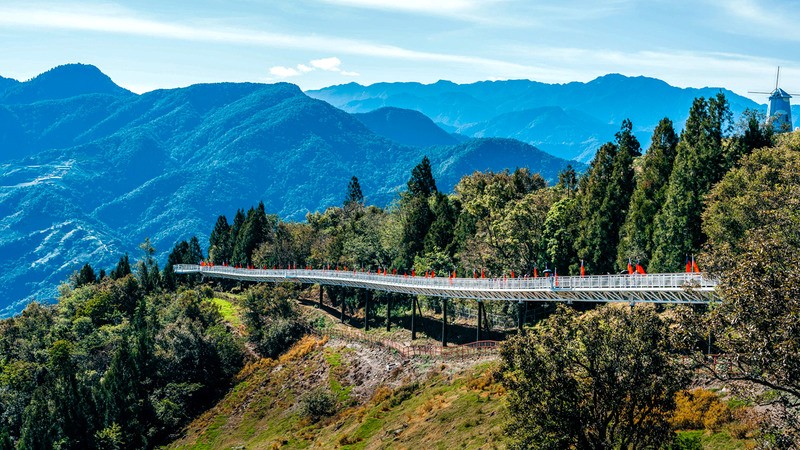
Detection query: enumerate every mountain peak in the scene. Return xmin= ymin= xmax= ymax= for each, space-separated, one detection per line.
xmin=1 ymin=63 xmax=134 ymax=104
xmin=353 ymin=106 xmax=458 ymax=147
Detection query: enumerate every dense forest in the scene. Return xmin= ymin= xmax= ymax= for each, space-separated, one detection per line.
xmin=1 ymin=93 xmax=798 ymax=448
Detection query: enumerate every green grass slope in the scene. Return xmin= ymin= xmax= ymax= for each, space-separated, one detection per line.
xmin=168 ymin=336 xmax=507 ymax=449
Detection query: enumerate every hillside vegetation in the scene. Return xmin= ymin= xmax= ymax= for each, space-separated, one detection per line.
xmin=170 ymin=336 xmax=507 ymax=449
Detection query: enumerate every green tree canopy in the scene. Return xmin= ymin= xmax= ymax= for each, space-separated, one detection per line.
xmin=500 ymin=304 xmax=688 ymax=449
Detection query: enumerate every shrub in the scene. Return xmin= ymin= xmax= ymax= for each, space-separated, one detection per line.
xmin=301 ymin=389 xmax=337 ymax=422
xmin=257 ymin=319 xmax=305 ymax=359
xmin=672 ymin=388 xmax=732 ymax=431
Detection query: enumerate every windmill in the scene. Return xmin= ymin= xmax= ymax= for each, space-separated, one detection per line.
xmin=749 ymin=67 xmax=797 ymax=132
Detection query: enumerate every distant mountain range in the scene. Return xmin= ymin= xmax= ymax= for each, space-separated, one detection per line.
xmin=308 ymin=76 xmax=800 ymax=162
xmin=0 ymin=64 xmax=575 ymax=315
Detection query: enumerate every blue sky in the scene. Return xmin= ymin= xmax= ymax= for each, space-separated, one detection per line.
xmin=0 ymin=0 xmax=798 ymax=101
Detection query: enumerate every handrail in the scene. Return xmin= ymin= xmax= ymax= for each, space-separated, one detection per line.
xmin=175 ymin=265 xmax=718 ymax=304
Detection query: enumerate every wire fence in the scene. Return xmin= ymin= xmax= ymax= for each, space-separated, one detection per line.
xmin=449 ymin=303 xmax=517 ymax=330
xmin=306 ymin=325 xmax=500 ymax=361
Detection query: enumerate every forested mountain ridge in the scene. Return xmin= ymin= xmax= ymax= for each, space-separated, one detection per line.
xmin=0 ymin=64 xmax=574 ymax=315
xmin=308 ymin=75 xmax=798 ymax=161
xmin=352 ymin=106 xmax=460 ymax=147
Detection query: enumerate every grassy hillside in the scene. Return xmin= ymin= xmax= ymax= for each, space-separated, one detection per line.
xmin=168 ymin=335 xmax=507 ymax=449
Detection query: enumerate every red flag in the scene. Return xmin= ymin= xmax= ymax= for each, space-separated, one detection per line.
xmin=481 ymin=269 xmax=485 ymax=278
xmin=533 ymin=267 xmax=538 ymax=278
xmin=692 ymin=257 xmax=700 ymax=273
xmin=554 ymin=268 xmax=559 ymax=287
xmin=452 ymin=270 xmax=456 ymax=278
xmin=685 ymin=257 xmax=691 ymax=273
xmin=628 ymin=259 xmax=634 ymax=275
xmin=412 ymin=269 xmax=416 ymax=277
xmin=580 ymin=260 xmax=585 ymax=277
xmin=636 ymin=263 xmax=646 ymax=274
xmin=511 ymin=270 xmax=515 ymax=278
xmin=432 ymin=270 xmax=435 ymax=277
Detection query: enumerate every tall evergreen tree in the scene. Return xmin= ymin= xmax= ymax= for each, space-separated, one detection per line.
xmin=424 ymin=193 xmax=458 ymax=256
xmin=650 ymin=94 xmax=732 ymax=271
xmin=232 ymin=204 xmax=273 ymax=266
xmin=407 ymin=156 xmax=437 ymax=197
xmin=75 ymin=263 xmax=97 ymax=288
xmin=137 ymin=238 xmax=160 ymax=293
xmin=617 ymin=118 xmax=678 ymax=268
xmin=102 ymin=336 xmax=146 ymax=448
xmin=343 ymin=176 xmax=364 ymax=207
xmin=396 ymin=157 xmax=438 ymax=269
xmin=229 ymin=208 xmax=246 ymax=264
xmin=556 ymin=164 xmax=578 ymax=197
xmin=576 ymin=142 xmax=617 ymax=274
xmin=110 ymin=254 xmax=131 ymax=280
xmin=575 ymin=120 xmax=641 ymax=274
xmin=208 ymin=215 xmax=232 ymax=264
xmin=188 ymin=236 xmax=203 ymax=263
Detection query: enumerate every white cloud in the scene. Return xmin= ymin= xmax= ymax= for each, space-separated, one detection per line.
xmin=269 ymin=57 xmax=359 ymax=79
xmin=269 ymin=66 xmax=300 ymax=77
xmin=310 ymin=57 xmax=342 ymax=72
xmin=706 ymin=0 xmax=800 ymax=42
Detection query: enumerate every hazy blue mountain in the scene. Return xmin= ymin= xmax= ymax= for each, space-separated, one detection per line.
xmin=307 ymin=75 xmax=766 ymax=162
xmin=353 ymin=107 xmax=458 ymax=147
xmin=456 ymin=106 xmax=636 ymax=161
xmin=427 ymin=137 xmax=576 ymax=190
xmin=0 ymin=63 xmax=133 ymax=104
xmin=0 ymin=65 xmax=575 ymax=316
xmin=0 ymin=75 xmax=18 ymax=95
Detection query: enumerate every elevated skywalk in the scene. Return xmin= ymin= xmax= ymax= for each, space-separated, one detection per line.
xmin=174 ymin=264 xmax=718 ymax=304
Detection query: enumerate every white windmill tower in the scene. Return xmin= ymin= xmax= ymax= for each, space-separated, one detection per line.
xmin=749 ymin=67 xmax=797 ymax=132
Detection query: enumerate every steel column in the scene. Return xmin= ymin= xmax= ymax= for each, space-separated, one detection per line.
xmin=442 ymin=298 xmax=448 ymax=347
xmin=364 ymin=290 xmax=370 ymax=331
xmin=477 ymin=300 xmax=483 ymax=341
xmin=411 ymin=296 xmax=417 ymax=340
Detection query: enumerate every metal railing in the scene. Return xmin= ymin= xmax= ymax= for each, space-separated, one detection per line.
xmin=174 ymin=265 xmax=718 ymax=304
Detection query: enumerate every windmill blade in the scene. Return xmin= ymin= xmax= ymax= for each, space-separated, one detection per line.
xmin=775 ymin=66 xmax=781 ymax=91
xmin=748 ymin=91 xmax=772 ymax=94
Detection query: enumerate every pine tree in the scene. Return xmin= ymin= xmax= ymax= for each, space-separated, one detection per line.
xmin=397 ymin=157 xmax=438 ymax=268
xmin=424 ymin=193 xmax=458 ymax=255
xmin=188 ymin=236 xmax=203 ymax=263
xmin=407 ymin=156 xmax=437 ymax=197
xmin=232 ymin=204 xmax=273 ymax=266
xmin=75 ymin=263 xmax=97 ymax=287
xmin=229 ymin=208 xmax=246 ymax=264
xmin=575 ymin=120 xmax=641 ymax=274
xmin=102 ymin=336 xmax=146 ymax=449
xmin=556 ymin=164 xmax=578 ymax=197
xmin=650 ymin=95 xmax=732 ymax=271
xmin=344 ymin=176 xmax=364 ymax=207
xmin=110 ymin=254 xmax=131 ymax=280
xmin=617 ymin=118 xmax=678 ymax=268
xmin=208 ymin=215 xmax=231 ymax=264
